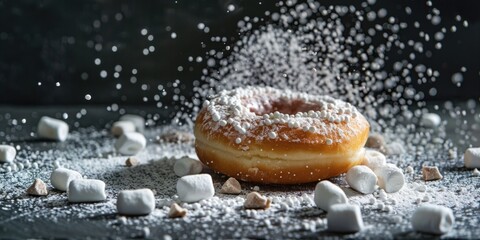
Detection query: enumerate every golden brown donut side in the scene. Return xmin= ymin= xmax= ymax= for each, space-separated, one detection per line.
xmin=194 ymin=108 xmax=370 ymax=184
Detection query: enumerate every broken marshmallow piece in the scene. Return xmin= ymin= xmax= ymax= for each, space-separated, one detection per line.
xmin=111 ymin=121 xmax=136 ymax=137
xmin=50 ymin=167 xmax=83 ymax=191
xmin=346 ymin=165 xmax=377 ymax=194
xmin=411 ymin=204 xmax=455 ymax=234
xmin=244 ymin=192 xmax=271 ymax=209
xmin=220 ymin=177 xmax=242 ymax=194
xmin=117 ymin=189 xmax=155 ymax=215
xmin=119 ymin=114 xmax=145 ymax=133
xmin=174 ymin=157 xmax=203 ymax=177
xmin=125 ymin=157 xmax=139 ymax=167
xmin=365 ymin=133 xmax=386 ymax=150
xmin=114 ymin=132 xmax=147 ymax=155
xmin=0 ymin=145 xmax=16 ymax=163
xmin=464 ymin=147 xmax=480 ymax=168
xmin=68 ymin=179 xmax=106 ymax=203
xmin=362 ymin=149 xmax=386 ymax=170
xmin=168 ymin=203 xmax=187 ymax=218
xmin=26 ymin=178 xmax=48 ymax=196
xmin=422 ymin=166 xmax=443 ymax=181
xmin=327 ymin=204 xmax=364 ymax=233
xmin=374 ymin=163 xmax=405 ymax=193
xmin=473 ymin=168 xmax=480 ymax=177
xmin=176 ymin=174 xmax=214 ymax=203
xmin=37 ymin=116 xmax=69 ymax=141
xmin=420 ymin=113 xmax=441 ymax=128
xmin=314 ymin=180 xmax=348 ymax=212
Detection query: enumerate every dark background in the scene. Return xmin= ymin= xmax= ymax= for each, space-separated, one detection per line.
xmin=0 ymin=0 xmax=479 ymax=106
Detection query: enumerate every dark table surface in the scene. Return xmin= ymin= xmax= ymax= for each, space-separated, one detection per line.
xmin=0 ymin=103 xmax=479 ymax=239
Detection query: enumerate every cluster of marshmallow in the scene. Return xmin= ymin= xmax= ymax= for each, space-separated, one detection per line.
xmin=50 ymin=167 xmax=106 ymax=203
xmin=314 ymin=180 xmax=455 ymax=234
xmin=111 ymin=115 xmax=147 ymax=155
xmin=202 ymin=87 xmax=360 ymax=143
xmin=48 ymin=167 xmax=158 ymax=215
xmin=313 ymin=181 xmax=363 ymax=232
xmin=345 ymin=149 xmax=405 ymax=194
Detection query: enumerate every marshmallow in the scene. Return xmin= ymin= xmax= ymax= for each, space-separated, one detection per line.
xmin=374 ymin=164 xmax=405 ymax=193
xmin=422 ymin=166 xmax=443 ymax=181
xmin=114 ymin=132 xmax=147 ymax=155
xmin=327 ymin=204 xmax=364 ymax=233
xmin=50 ymin=167 xmax=83 ymax=191
xmin=314 ymin=181 xmax=348 ymax=211
xmin=111 ymin=121 xmax=136 ymax=137
xmin=26 ymin=178 xmax=48 ymax=196
xmin=117 ymin=189 xmax=155 ymax=215
xmin=176 ymin=174 xmax=214 ymax=203
xmin=174 ymin=157 xmax=203 ymax=177
xmin=363 ymin=149 xmax=386 ymax=170
xmin=420 ymin=113 xmax=441 ymax=128
xmin=0 ymin=145 xmax=16 ymax=163
xmin=37 ymin=116 xmax=69 ymax=141
xmin=68 ymin=179 xmax=106 ymax=203
xmin=346 ymin=165 xmax=377 ymax=194
xmin=464 ymin=147 xmax=480 ymax=168
xmin=119 ymin=114 xmax=145 ymax=132
xmin=244 ymin=192 xmax=271 ymax=209
xmin=411 ymin=204 xmax=455 ymax=234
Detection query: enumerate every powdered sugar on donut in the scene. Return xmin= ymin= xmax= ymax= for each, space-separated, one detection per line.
xmin=198 ymin=86 xmax=366 ymax=146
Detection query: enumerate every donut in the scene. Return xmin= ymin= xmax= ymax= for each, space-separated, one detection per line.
xmin=194 ymin=87 xmax=370 ymax=184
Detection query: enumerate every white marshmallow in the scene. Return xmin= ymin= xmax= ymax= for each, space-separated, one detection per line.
xmin=114 ymin=132 xmax=147 ymax=155
xmin=374 ymin=163 xmax=405 ymax=193
xmin=464 ymin=147 xmax=480 ymax=168
xmin=37 ymin=116 xmax=69 ymax=141
xmin=176 ymin=174 xmax=214 ymax=203
xmin=327 ymin=204 xmax=364 ymax=233
xmin=119 ymin=114 xmax=145 ymax=132
xmin=313 ymin=181 xmax=348 ymax=211
xmin=411 ymin=204 xmax=455 ymax=234
xmin=346 ymin=165 xmax=377 ymax=194
xmin=363 ymin=149 xmax=386 ymax=170
xmin=174 ymin=157 xmax=203 ymax=177
xmin=420 ymin=113 xmax=441 ymax=128
xmin=117 ymin=189 xmax=155 ymax=215
xmin=111 ymin=121 xmax=136 ymax=137
xmin=0 ymin=145 xmax=16 ymax=163
xmin=68 ymin=179 xmax=106 ymax=203
xmin=50 ymin=167 xmax=83 ymax=191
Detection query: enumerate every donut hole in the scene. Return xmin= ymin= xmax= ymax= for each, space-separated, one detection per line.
xmin=248 ymin=98 xmax=323 ymax=116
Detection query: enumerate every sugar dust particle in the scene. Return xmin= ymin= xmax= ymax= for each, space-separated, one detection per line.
xmin=227 ymin=4 xmax=235 ymax=12
xmin=85 ymin=94 xmax=92 ymax=101
xmin=100 ymin=70 xmax=108 ymax=78
xmin=94 ymin=58 xmax=101 ymax=65
xmin=171 ymin=32 xmax=177 ymax=39
xmin=197 ymin=23 xmax=205 ymax=30
xmin=141 ymin=28 xmax=148 ymax=36
xmin=451 ymin=73 xmax=463 ymax=84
